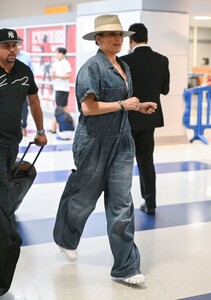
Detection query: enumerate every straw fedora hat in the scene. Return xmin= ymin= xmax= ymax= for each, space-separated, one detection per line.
xmin=83 ymin=14 xmax=134 ymax=41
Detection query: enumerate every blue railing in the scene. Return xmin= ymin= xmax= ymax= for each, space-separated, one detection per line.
xmin=183 ymin=86 xmax=211 ymax=144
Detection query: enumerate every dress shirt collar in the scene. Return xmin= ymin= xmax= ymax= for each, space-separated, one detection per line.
xmin=132 ymin=44 xmax=149 ymax=52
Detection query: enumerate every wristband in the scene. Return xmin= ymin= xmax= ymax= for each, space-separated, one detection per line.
xmin=37 ymin=129 xmax=45 ymax=135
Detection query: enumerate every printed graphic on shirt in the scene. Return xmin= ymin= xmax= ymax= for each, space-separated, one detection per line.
xmin=0 ymin=75 xmax=30 ymax=87
xmin=0 ymin=74 xmax=7 ymax=87
xmin=12 ymin=77 xmax=30 ymax=86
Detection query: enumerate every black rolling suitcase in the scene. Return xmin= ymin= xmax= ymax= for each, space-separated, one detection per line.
xmin=8 ymin=142 xmax=44 ymax=213
xmin=0 ymin=207 xmax=22 ymax=296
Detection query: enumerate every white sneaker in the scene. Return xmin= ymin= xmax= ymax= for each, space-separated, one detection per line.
xmin=123 ymin=274 xmax=146 ymax=285
xmin=59 ymin=247 xmax=78 ymax=261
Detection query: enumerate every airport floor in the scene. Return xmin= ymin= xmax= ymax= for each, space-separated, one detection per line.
xmin=2 ymin=116 xmax=211 ymax=300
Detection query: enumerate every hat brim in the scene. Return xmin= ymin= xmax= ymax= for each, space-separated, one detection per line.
xmin=0 ymin=38 xmax=23 ymax=44
xmin=83 ymin=30 xmax=134 ymax=41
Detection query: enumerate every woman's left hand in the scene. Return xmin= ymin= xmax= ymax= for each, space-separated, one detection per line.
xmin=139 ymin=102 xmax=157 ymax=114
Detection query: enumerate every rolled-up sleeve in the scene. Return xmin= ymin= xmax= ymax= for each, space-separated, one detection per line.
xmin=76 ymin=63 xmax=101 ymax=103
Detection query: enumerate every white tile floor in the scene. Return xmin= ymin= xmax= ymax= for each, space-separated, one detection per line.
xmin=2 ymin=115 xmax=211 ymax=300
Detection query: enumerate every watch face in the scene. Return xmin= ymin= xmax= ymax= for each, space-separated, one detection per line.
xmin=37 ymin=129 xmax=45 ymax=134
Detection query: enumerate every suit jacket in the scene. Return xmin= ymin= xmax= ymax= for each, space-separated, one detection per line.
xmin=121 ymin=46 xmax=170 ymax=130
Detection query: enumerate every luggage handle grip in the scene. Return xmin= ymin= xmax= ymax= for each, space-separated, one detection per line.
xmin=13 ymin=142 xmax=44 ymax=177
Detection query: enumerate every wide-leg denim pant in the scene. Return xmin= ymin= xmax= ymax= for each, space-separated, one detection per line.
xmin=53 ymin=125 xmax=141 ymax=278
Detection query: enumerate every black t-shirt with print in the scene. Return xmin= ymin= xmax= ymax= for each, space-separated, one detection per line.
xmin=0 ymin=59 xmax=38 ymax=144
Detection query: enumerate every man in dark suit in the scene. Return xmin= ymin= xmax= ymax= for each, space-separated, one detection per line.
xmin=121 ymin=23 xmax=170 ymax=214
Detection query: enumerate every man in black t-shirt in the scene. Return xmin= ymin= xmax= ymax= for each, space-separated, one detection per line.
xmin=0 ymin=28 xmax=47 ymax=219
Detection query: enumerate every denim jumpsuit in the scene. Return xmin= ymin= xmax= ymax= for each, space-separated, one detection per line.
xmin=53 ymin=49 xmax=141 ymax=278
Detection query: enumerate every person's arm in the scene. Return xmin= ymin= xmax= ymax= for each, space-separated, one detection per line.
xmin=161 ymin=58 xmax=170 ymax=95
xmin=51 ymin=71 xmax=72 ymax=80
xmin=81 ymin=93 xmax=157 ymax=116
xmin=28 ymin=94 xmax=47 ymax=146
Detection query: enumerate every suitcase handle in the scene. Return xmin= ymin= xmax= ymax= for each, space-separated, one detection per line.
xmin=13 ymin=142 xmax=44 ymax=177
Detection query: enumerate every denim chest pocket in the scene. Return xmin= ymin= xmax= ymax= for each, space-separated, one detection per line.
xmin=72 ymin=132 xmax=95 ymax=167
xmin=102 ymin=87 xmax=125 ymax=102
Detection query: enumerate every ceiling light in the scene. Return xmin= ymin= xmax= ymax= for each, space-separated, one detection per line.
xmin=194 ymin=16 xmax=211 ymax=20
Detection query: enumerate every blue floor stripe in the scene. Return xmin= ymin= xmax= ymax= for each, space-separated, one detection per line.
xmin=134 ymin=200 xmax=211 ymax=230
xmin=134 ymin=161 xmax=211 ymax=175
xmin=34 ymin=161 xmax=211 ymax=184
xmin=34 ymin=170 xmax=71 ymax=183
xmin=17 ymin=144 xmax=211 ymax=172
xmin=16 ymin=200 xmax=211 ymax=246
xmin=178 ymin=293 xmax=211 ymax=300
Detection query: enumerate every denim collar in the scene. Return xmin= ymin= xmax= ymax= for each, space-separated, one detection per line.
xmin=97 ymin=49 xmax=114 ymax=69
xmin=97 ymin=49 xmax=126 ymax=72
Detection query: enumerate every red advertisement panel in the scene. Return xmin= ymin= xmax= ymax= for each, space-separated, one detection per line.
xmin=14 ymin=24 xmax=76 ymax=113
xmin=67 ymin=25 xmax=76 ymax=52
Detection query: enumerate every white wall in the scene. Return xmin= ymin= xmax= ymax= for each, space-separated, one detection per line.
xmin=189 ymin=27 xmax=211 ymax=69
xmin=0 ymin=0 xmax=102 ymax=19
xmin=139 ymin=11 xmax=189 ymax=141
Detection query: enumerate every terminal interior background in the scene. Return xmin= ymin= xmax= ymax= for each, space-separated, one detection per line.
xmin=1 ymin=0 xmax=211 ymax=299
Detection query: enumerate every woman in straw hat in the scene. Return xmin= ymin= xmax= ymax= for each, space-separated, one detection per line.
xmin=53 ymin=14 xmax=157 ymax=286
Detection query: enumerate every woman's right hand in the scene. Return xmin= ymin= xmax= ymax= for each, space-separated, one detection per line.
xmin=122 ymin=98 xmax=157 ymax=114
xmin=123 ymin=97 xmax=141 ymax=111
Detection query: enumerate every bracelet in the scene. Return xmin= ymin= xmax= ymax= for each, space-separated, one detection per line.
xmin=118 ymin=100 xmax=125 ymax=111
